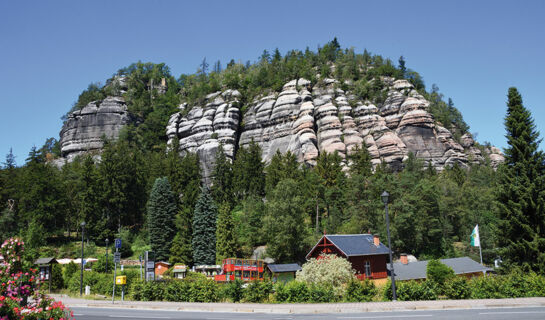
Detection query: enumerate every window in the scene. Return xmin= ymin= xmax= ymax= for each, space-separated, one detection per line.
xmin=364 ymin=261 xmax=371 ymax=277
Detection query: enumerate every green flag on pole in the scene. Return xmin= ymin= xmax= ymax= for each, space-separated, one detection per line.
xmin=470 ymin=225 xmax=480 ymax=247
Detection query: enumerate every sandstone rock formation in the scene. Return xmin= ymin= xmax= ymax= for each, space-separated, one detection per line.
xmin=166 ymin=78 xmax=501 ymax=182
xmin=59 ymin=96 xmax=130 ymax=161
xmin=166 ymin=90 xmax=241 ymax=184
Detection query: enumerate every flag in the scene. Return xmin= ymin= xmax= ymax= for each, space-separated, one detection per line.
xmin=470 ymin=225 xmax=480 ymax=247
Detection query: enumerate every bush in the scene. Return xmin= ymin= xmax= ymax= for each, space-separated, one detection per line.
xmin=93 ymin=255 xmax=113 ymax=273
xmin=345 ymin=279 xmax=377 ymax=302
xmin=274 ymin=281 xmax=310 ymax=303
xmin=426 ymin=259 xmax=455 ymax=294
xmin=165 ymin=280 xmax=191 ymax=302
xmin=221 ymin=279 xmax=244 ymax=302
xmin=190 ymin=279 xmax=219 ymax=302
xmin=383 ymin=280 xmax=437 ymax=301
xmin=63 ymin=261 xmax=78 ymax=285
xmin=397 ymin=280 xmax=438 ymax=301
xmin=469 ymin=275 xmax=504 ymax=299
xmin=51 ymin=263 xmax=64 ymax=290
xmin=243 ymin=280 xmax=273 ymax=303
xmin=308 ymin=283 xmax=337 ymax=302
xmin=297 ymin=254 xmax=354 ymax=296
xmin=443 ymin=277 xmax=470 ymax=299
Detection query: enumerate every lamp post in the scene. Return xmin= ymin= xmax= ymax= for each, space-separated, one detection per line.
xmin=80 ymin=221 xmax=86 ymax=296
xmin=105 ymin=238 xmax=109 ymax=274
xmin=381 ymin=191 xmax=397 ymax=301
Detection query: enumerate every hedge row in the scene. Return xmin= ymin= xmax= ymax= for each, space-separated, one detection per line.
xmin=69 ymin=272 xmax=545 ymax=303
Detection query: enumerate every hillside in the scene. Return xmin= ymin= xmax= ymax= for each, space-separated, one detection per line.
xmin=56 ymin=40 xmax=503 ymax=178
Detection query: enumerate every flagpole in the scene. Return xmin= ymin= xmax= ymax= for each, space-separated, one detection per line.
xmin=477 ymin=224 xmax=483 ymax=265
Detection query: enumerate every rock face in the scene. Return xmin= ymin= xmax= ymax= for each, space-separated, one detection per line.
xmin=167 ymin=78 xmax=502 ymax=183
xmin=59 ymin=96 xmax=131 ymax=161
xmin=166 ymin=90 xmax=241 ymax=184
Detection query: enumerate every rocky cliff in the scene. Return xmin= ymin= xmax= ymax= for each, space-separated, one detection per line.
xmin=59 ymin=96 xmax=130 ymax=161
xmin=58 ymin=78 xmax=504 ymax=179
xmin=165 ymin=78 xmax=504 ymax=182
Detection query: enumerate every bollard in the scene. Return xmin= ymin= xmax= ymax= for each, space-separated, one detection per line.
xmin=85 ymin=285 xmax=90 ymax=296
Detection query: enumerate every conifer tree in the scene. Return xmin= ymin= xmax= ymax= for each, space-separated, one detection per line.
xmin=233 ymin=141 xmax=265 ymax=198
xmin=211 ymin=143 xmax=234 ymax=205
xmin=215 ymin=202 xmax=238 ymax=264
xmin=147 ymin=177 xmax=177 ymax=261
xmin=192 ymin=187 xmax=218 ymax=265
xmin=496 ymin=87 xmax=545 ymax=272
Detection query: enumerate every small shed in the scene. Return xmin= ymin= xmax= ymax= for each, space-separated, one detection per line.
xmin=172 ymin=264 xmax=187 ymax=279
xmin=155 ymin=261 xmax=171 ymax=278
xmin=267 ymin=263 xmax=301 ymax=283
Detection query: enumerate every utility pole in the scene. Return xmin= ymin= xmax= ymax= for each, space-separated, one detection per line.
xmin=382 ymin=191 xmax=397 ymax=301
xmin=80 ymin=221 xmax=86 ymax=296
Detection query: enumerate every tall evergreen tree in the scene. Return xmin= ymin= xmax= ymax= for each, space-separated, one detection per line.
xmin=215 ymin=202 xmax=238 ymax=264
xmin=211 ymin=144 xmax=234 ymax=205
xmin=192 ymin=187 xmax=218 ymax=265
xmin=496 ymin=87 xmax=545 ymax=272
xmin=233 ymin=141 xmax=265 ymax=198
xmin=147 ymin=177 xmax=177 ymax=261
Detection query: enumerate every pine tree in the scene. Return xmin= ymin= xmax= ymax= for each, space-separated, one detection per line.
xmin=192 ymin=187 xmax=218 ymax=265
xmin=215 ymin=202 xmax=238 ymax=264
xmin=496 ymin=87 xmax=545 ymax=272
xmin=348 ymin=144 xmax=372 ymax=177
xmin=233 ymin=141 xmax=265 ymax=198
xmin=147 ymin=177 xmax=177 ymax=261
xmin=211 ymin=144 xmax=234 ymax=205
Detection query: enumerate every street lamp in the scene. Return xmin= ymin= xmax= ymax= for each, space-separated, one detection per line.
xmin=105 ymin=238 xmax=109 ymax=273
xmin=381 ymin=191 xmax=397 ymax=301
xmin=80 ymin=221 xmax=86 ymax=296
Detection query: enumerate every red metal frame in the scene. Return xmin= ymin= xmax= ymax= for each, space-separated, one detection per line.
xmin=214 ymin=258 xmax=265 ymax=282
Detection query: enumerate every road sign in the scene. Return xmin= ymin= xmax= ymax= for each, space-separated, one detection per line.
xmin=114 ymin=238 xmax=122 ymax=249
xmin=114 ymin=252 xmax=121 ymax=264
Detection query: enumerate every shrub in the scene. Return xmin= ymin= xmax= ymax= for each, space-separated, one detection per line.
xmin=297 ymin=254 xmax=355 ymax=296
xmin=274 ymin=281 xmax=310 ymax=303
xmin=469 ymin=275 xmax=504 ymax=299
xmin=308 ymin=283 xmax=337 ymax=303
xmin=63 ymin=261 xmax=78 ymax=285
xmin=243 ymin=280 xmax=273 ymax=303
xmin=345 ymin=279 xmax=377 ymax=302
xmin=92 ymin=255 xmax=113 ymax=273
xmin=190 ymin=279 xmax=219 ymax=302
xmin=443 ymin=277 xmax=470 ymax=300
xmin=221 ymin=279 xmax=244 ymax=302
xmin=426 ymin=259 xmax=455 ymax=293
xmin=165 ymin=280 xmax=191 ymax=302
xmin=51 ymin=263 xmax=64 ymax=290
xmin=397 ymin=280 xmax=438 ymax=301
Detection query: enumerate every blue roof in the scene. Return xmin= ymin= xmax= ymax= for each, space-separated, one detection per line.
xmin=267 ymin=263 xmax=301 ymax=273
xmin=307 ymin=234 xmax=390 ymax=259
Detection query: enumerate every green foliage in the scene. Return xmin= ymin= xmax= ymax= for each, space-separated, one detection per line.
xmin=264 ymin=179 xmax=309 ymax=263
xmin=50 ymin=263 xmax=64 ymax=290
xmin=216 ymin=202 xmax=238 ymax=264
xmin=243 ymin=280 xmax=273 ymax=303
xmin=192 ymin=187 xmax=218 ymax=265
xmin=233 ymin=141 xmax=265 ymax=198
xmin=443 ymin=277 xmax=471 ymax=299
xmin=211 ymin=144 xmax=234 ymax=205
xmin=147 ymin=177 xmax=177 ymax=261
xmin=344 ymin=279 xmax=377 ymax=302
xmin=63 ymin=262 xmax=78 ymax=286
xmin=92 ymin=254 xmax=113 ymax=273
xmin=221 ymin=279 xmax=244 ymax=302
xmin=426 ymin=259 xmax=455 ymax=291
xmin=496 ymin=87 xmax=545 ymax=273
xmin=274 ymin=281 xmax=310 ymax=303
xmin=297 ymin=254 xmax=355 ymax=296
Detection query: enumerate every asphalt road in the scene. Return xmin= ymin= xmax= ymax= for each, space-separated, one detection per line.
xmin=72 ymin=306 xmax=545 ymax=320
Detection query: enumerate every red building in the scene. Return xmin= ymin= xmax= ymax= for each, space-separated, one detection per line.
xmin=214 ymin=258 xmax=265 ymax=282
xmin=306 ymin=234 xmax=390 ymax=283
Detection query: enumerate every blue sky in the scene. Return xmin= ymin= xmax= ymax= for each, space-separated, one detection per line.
xmin=1 ymin=0 xmax=544 ymax=165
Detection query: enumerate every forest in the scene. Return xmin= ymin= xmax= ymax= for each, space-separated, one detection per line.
xmin=0 ymin=39 xmax=543 ymax=274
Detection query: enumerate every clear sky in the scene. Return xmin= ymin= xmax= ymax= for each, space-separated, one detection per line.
xmin=1 ymin=0 xmax=544 ymax=165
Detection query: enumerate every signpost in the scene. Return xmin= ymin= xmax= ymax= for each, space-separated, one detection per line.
xmin=112 ymin=238 xmax=121 ymax=303
xmin=115 ymin=276 xmax=126 ymax=301
xmin=145 ymin=251 xmax=155 ymax=282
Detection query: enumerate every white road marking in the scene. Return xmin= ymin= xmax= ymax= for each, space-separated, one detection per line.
xmin=108 ymin=316 xmax=171 ymax=319
xmin=479 ymin=311 xmax=545 ymax=315
xmin=338 ymin=316 xmax=433 ymax=319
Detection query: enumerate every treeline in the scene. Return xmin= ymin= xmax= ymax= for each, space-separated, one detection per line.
xmin=0 ymin=134 xmax=498 ymax=266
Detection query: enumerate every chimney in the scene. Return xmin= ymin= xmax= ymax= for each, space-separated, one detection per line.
xmin=373 ymin=234 xmax=380 ymax=247
xmin=400 ymin=253 xmax=408 ymax=265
